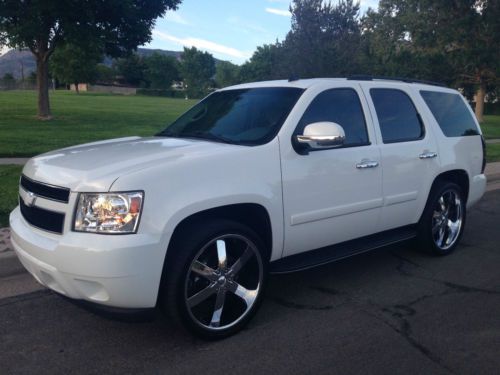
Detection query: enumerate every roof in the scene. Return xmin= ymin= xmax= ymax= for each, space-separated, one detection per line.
xmin=222 ymin=77 xmax=453 ymax=92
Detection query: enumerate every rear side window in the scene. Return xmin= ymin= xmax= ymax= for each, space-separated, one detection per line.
xmin=420 ymin=91 xmax=479 ymax=137
xmin=370 ymin=88 xmax=424 ymax=143
xmin=297 ymin=88 xmax=369 ymax=146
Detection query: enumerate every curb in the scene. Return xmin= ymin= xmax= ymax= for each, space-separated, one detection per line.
xmin=0 ymin=251 xmax=24 ymax=278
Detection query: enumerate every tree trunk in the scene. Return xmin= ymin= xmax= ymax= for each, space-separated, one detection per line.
xmin=475 ymin=83 xmax=486 ymax=123
xmin=74 ymin=82 xmax=79 ymax=94
xmin=36 ymin=56 xmax=52 ymax=120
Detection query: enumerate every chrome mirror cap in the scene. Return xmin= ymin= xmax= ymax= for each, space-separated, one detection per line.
xmin=295 ymin=122 xmax=346 ymax=150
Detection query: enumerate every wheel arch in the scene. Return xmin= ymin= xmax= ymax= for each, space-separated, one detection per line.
xmin=418 ymin=169 xmax=469 ymax=224
xmin=166 ymin=203 xmax=274 ymax=264
xmin=431 ymin=169 xmax=470 ymax=202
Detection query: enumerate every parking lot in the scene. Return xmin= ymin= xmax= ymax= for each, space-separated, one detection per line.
xmin=1 ymin=188 xmax=499 ymax=375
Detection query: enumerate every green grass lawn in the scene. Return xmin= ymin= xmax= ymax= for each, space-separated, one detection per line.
xmin=480 ymin=115 xmax=500 ymax=139
xmin=0 ymin=165 xmax=22 ymax=227
xmin=0 ymin=90 xmax=196 ymax=157
xmin=486 ymin=143 xmax=500 ymax=163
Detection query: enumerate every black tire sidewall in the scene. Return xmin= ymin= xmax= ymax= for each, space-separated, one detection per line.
xmin=160 ymin=218 xmax=269 ymax=339
xmin=418 ymin=181 xmax=466 ymax=256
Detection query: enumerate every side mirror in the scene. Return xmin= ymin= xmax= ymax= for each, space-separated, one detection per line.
xmin=295 ymin=122 xmax=345 ymax=151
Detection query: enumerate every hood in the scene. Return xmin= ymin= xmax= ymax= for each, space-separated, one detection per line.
xmin=23 ymin=136 xmax=239 ymax=191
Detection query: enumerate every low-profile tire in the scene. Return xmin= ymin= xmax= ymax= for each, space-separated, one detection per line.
xmin=159 ymin=219 xmax=268 ymax=339
xmin=416 ymin=181 xmax=466 ymax=256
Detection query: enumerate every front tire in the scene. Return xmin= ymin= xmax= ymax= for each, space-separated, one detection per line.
xmin=417 ymin=181 xmax=466 ymax=255
xmin=160 ymin=219 xmax=268 ymax=339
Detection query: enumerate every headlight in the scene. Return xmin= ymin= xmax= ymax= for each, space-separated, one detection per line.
xmin=73 ymin=192 xmax=144 ymax=234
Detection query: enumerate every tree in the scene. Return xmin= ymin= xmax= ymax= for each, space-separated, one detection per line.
xmin=114 ymin=54 xmax=147 ymax=87
xmin=95 ymin=65 xmax=116 ymax=85
xmin=27 ymin=71 xmax=37 ymax=86
xmin=361 ymin=3 xmax=456 ymax=82
xmin=239 ymin=43 xmax=286 ymax=82
xmin=0 ymin=0 xmax=181 ymax=119
xmin=215 ymin=61 xmax=240 ymax=87
xmin=283 ymin=0 xmax=364 ymax=78
xmin=180 ymin=47 xmax=215 ymax=98
xmin=50 ymin=43 xmax=102 ymax=93
xmin=144 ymin=53 xmax=180 ymax=89
xmin=240 ymin=0 xmax=366 ymax=82
xmin=1 ymin=72 xmax=15 ymax=89
xmin=362 ymin=0 xmax=500 ymax=122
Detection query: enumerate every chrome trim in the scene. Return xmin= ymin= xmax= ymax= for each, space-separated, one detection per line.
xmin=432 ymin=189 xmax=463 ymax=250
xmin=296 ymin=134 xmax=345 ymax=149
xmin=356 ymin=160 xmax=379 ymax=169
xmin=184 ymin=234 xmax=263 ymax=331
xmin=419 ymin=151 xmax=438 ymax=159
xmin=296 ymin=122 xmax=346 ymax=150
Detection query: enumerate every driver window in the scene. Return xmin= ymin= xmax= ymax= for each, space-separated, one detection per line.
xmin=297 ymin=88 xmax=369 ymax=147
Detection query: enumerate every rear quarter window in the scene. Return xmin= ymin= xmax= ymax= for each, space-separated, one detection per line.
xmin=420 ymin=91 xmax=479 ymax=137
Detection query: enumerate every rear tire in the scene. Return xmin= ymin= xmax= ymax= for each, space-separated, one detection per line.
xmin=416 ymin=181 xmax=466 ymax=256
xmin=159 ymin=219 xmax=268 ymax=339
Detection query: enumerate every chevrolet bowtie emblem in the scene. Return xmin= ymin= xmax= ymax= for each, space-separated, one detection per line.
xmin=25 ymin=191 xmax=37 ymax=207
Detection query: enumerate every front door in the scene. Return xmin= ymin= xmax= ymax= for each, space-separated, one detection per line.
xmin=280 ymin=83 xmax=383 ymax=257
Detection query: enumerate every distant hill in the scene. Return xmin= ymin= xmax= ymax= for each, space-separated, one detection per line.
xmin=0 ymin=49 xmax=36 ymax=80
xmin=0 ymin=48 xmax=222 ymax=79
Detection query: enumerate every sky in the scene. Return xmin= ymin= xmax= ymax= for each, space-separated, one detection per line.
xmin=145 ymin=0 xmax=379 ymax=65
xmin=0 ymin=1 xmax=379 ymax=61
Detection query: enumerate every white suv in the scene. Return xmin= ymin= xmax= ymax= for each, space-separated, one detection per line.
xmin=10 ymin=78 xmax=487 ymax=338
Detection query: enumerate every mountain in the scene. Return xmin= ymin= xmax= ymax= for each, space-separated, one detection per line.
xmin=0 ymin=49 xmax=36 ymax=79
xmin=0 ymin=48 xmax=222 ymax=79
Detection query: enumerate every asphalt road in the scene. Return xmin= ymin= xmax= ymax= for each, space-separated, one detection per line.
xmin=1 ymin=190 xmax=499 ymax=375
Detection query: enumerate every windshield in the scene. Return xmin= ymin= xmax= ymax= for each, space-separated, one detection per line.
xmin=156 ymin=87 xmax=304 ymax=145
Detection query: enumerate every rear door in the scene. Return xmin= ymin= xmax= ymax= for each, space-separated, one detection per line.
xmin=361 ymin=83 xmax=441 ymax=231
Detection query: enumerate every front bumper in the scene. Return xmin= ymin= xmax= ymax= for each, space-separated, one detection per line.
xmin=9 ymin=207 xmax=164 ymax=308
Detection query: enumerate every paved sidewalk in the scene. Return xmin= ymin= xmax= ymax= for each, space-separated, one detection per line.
xmin=0 ymin=227 xmax=11 ymax=253
xmin=0 ymin=158 xmax=29 ymax=165
xmin=485 ymin=162 xmax=500 ymax=179
xmin=485 ymin=138 xmax=500 ymax=144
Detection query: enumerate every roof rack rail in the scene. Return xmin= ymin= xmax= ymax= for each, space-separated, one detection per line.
xmin=347 ymin=75 xmax=446 ymax=87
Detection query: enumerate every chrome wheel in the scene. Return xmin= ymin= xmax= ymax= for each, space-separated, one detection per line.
xmin=432 ymin=189 xmax=463 ymax=250
xmin=184 ymin=234 xmax=263 ymax=331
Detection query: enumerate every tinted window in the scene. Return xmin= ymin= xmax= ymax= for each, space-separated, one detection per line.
xmin=420 ymin=91 xmax=479 ymax=137
xmin=297 ymin=88 xmax=369 ymax=146
xmin=370 ymin=89 xmax=424 ymax=143
xmin=156 ymin=87 xmax=304 ymax=145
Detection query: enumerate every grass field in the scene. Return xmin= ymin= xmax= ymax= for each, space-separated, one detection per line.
xmin=0 ymin=90 xmax=196 ymax=157
xmin=0 ymin=165 xmax=22 ymax=227
xmin=481 ymin=115 xmax=500 ymax=139
xmin=487 ymin=143 xmax=500 ymax=163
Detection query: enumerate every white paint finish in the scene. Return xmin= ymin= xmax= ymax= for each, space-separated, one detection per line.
xmin=291 ymin=197 xmax=384 ymax=226
xmin=110 ymin=138 xmax=284 ymax=262
xmin=10 ymin=78 xmax=487 ymax=309
xmin=360 ymin=82 xmax=442 ymax=229
xmin=384 ymin=191 xmax=418 ymax=206
xmin=278 ymin=81 xmax=383 ymax=256
xmin=468 ymin=174 xmax=487 ymax=207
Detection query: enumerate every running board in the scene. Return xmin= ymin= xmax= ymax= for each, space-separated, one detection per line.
xmin=270 ymin=226 xmax=417 ymax=274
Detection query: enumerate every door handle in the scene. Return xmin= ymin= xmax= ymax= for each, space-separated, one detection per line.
xmin=419 ymin=151 xmax=438 ymax=159
xmin=356 ymin=160 xmax=379 ymax=169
